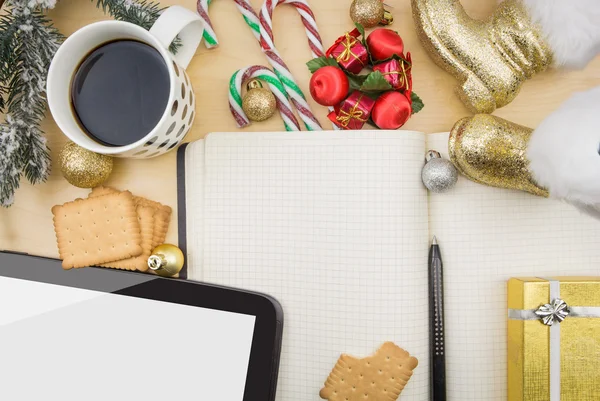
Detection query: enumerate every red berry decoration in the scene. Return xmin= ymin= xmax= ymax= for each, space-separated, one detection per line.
xmin=367 ymin=29 xmax=404 ymax=61
xmin=309 ymin=66 xmax=350 ymax=106
xmin=371 ymin=91 xmax=412 ymax=130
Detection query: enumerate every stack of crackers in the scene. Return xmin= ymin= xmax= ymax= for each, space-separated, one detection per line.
xmin=52 ymin=186 xmax=172 ymax=271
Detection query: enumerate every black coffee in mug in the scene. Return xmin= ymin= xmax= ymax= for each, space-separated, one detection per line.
xmin=71 ymin=40 xmax=170 ymax=147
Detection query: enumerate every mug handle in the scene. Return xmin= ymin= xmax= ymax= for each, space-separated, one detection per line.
xmin=149 ymin=6 xmax=204 ymax=69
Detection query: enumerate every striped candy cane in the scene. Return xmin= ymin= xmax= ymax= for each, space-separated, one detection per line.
xmin=260 ymin=0 xmax=324 ymax=59
xmin=260 ymin=0 xmax=341 ymax=130
xmin=229 ymin=65 xmax=302 ymax=131
xmin=259 ymin=0 xmax=325 ymax=131
xmin=197 ymin=0 xmax=261 ymax=49
xmin=198 ymin=0 xmax=332 ymax=130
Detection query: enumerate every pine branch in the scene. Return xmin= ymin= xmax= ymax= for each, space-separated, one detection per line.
xmin=96 ymin=0 xmax=161 ymax=28
xmin=0 ymin=3 xmax=62 ymax=206
xmin=0 ymin=13 xmax=20 ymax=110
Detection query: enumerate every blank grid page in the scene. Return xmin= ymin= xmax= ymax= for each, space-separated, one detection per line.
xmin=185 ymin=140 xmax=206 ymax=280
xmin=200 ymin=131 xmax=430 ymax=401
xmin=427 ymin=133 xmax=600 ymax=401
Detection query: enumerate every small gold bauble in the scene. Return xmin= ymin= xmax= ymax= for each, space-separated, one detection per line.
xmin=59 ymin=142 xmax=113 ymax=188
xmin=242 ymin=80 xmax=277 ymax=122
xmin=148 ymin=244 xmax=185 ymax=277
xmin=350 ymin=0 xmax=392 ymax=28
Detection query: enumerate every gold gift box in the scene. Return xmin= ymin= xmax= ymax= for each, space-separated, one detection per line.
xmin=508 ymin=277 xmax=600 ymax=401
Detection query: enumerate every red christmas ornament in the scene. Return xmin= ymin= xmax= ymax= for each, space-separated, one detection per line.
xmin=366 ymin=29 xmax=404 ymax=61
xmin=309 ymin=66 xmax=350 ymax=106
xmin=371 ymin=91 xmax=412 ymax=130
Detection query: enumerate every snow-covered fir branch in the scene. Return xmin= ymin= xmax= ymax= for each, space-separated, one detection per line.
xmin=0 ymin=0 xmax=62 ymax=206
xmin=97 ymin=0 xmax=163 ymax=28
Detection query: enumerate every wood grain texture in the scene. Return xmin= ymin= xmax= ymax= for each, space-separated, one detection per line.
xmin=1 ymin=0 xmax=600 ymax=258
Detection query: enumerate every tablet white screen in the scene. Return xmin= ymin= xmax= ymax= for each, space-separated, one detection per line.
xmin=0 ymin=276 xmax=256 ymax=401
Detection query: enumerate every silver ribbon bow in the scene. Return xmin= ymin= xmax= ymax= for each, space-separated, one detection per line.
xmin=535 ymin=298 xmax=570 ymax=326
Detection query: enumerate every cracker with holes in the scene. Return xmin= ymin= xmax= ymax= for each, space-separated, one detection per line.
xmin=134 ymin=197 xmax=172 ymax=248
xmin=89 ymin=186 xmax=172 ymax=248
xmin=52 ymin=191 xmax=142 ymax=270
xmin=319 ymin=342 xmax=418 ymax=401
xmin=100 ymin=205 xmax=154 ymax=272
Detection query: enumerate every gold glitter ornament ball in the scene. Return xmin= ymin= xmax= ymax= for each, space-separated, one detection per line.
xmin=242 ymin=80 xmax=277 ymax=122
xmin=350 ymin=0 xmax=386 ymax=28
xmin=59 ymin=142 xmax=113 ymax=188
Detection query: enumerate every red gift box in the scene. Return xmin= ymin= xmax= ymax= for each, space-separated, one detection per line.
xmin=372 ymin=54 xmax=412 ymax=91
xmin=328 ymin=91 xmax=375 ymax=130
xmin=326 ymin=29 xmax=368 ymax=74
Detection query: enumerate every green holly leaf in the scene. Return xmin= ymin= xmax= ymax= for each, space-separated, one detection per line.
xmin=356 ymin=22 xmax=374 ymax=59
xmin=411 ymin=92 xmax=424 ymax=114
xmin=306 ymin=57 xmax=340 ymax=74
xmin=354 ymin=22 xmax=366 ymax=39
xmin=347 ymin=72 xmax=369 ymax=91
xmin=360 ymin=71 xmax=393 ymax=92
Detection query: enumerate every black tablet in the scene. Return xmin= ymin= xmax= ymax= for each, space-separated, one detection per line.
xmin=0 ymin=251 xmax=283 ymax=401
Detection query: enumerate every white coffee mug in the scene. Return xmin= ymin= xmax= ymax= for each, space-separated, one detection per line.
xmin=47 ymin=6 xmax=203 ymax=159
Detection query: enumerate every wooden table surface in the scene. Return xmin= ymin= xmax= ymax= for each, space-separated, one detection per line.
xmin=1 ymin=0 xmax=599 ymax=258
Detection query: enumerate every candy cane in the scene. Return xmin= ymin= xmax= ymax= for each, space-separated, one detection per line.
xmin=198 ymin=0 xmax=332 ymax=130
xmin=259 ymin=0 xmax=326 ymax=131
xmin=260 ymin=0 xmax=324 ymax=59
xmin=197 ymin=0 xmax=261 ymax=49
xmin=229 ymin=65 xmax=302 ymax=131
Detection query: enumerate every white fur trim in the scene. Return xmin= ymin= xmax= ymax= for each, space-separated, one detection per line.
xmin=527 ymin=86 xmax=600 ymax=214
xmin=522 ymin=0 xmax=600 ymax=69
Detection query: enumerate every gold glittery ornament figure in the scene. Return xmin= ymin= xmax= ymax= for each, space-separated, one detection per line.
xmin=242 ymin=80 xmax=277 ymax=122
xmin=148 ymin=244 xmax=185 ymax=277
xmin=350 ymin=0 xmax=393 ymax=28
xmin=59 ymin=142 xmax=113 ymax=188
xmin=412 ymin=0 xmax=553 ymax=113
xmin=449 ymin=114 xmax=548 ymax=197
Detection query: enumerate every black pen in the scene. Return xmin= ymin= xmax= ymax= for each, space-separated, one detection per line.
xmin=429 ymin=236 xmax=446 ymax=401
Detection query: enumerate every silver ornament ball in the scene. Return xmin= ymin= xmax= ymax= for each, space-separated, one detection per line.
xmin=422 ymin=150 xmax=458 ymax=193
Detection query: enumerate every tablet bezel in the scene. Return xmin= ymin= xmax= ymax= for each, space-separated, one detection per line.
xmin=0 ymin=251 xmax=283 ymax=401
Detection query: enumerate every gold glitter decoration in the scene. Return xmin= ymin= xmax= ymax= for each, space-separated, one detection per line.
xmin=449 ymin=114 xmax=548 ymax=197
xmin=508 ymin=278 xmax=600 ymax=401
xmin=242 ymin=79 xmax=277 ymax=122
xmin=59 ymin=142 xmax=113 ymax=188
xmin=412 ymin=0 xmax=553 ymax=113
xmin=350 ymin=0 xmax=386 ymax=28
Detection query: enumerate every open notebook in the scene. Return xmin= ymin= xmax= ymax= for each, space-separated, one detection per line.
xmin=177 ymin=131 xmax=600 ymax=401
